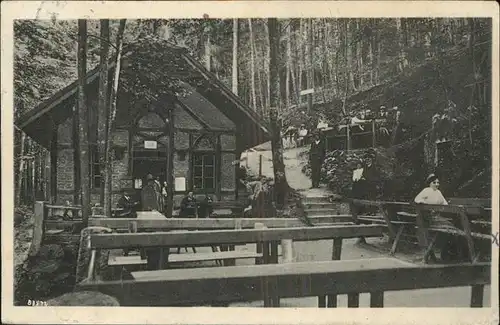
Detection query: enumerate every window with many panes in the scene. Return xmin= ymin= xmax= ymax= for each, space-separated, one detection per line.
xmin=192 ymin=152 xmax=215 ymax=191
xmin=89 ymin=144 xmax=101 ymax=189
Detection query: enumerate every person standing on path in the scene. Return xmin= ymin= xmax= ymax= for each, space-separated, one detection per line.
xmin=141 ymin=174 xmax=162 ymax=212
xmin=309 ymin=132 xmax=326 ymax=188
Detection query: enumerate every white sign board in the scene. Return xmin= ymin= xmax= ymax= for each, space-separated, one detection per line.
xmin=175 ymin=177 xmax=186 ymax=192
xmin=144 ymin=140 xmax=157 ymax=149
xmin=300 ymin=88 xmax=315 ymax=96
xmin=134 ymin=178 xmax=142 ymax=189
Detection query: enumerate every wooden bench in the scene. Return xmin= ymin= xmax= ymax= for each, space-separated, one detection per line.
xmin=77 ymin=257 xmax=491 ymax=307
xmin=350 ymin=199 xmax=415 ymax=255
xmin=86 ymin=224 xmax=384 ymax=279
xmin=415 ymin=204 xmax=492 ymax=263
xmin=90 ymin=216 xmax=354 ymax=272
xmin=349 ymin=199 xmax=492 ymax=261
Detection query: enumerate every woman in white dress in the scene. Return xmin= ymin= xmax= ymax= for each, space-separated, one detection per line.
xmin=414 ymin=174 xmax=466 ymax=262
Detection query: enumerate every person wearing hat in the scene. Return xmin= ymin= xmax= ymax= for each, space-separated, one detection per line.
xmin=414 ymin=173 xmax=467 ymax=263
xmin=141 ymin=174 xmax=162 ymax=212
xmin=414 ymin=174 xmax=448 ymax=205
xmin=309 ymin=132 xmax=326 ymax=188
xmin=116 ymin=188 xmax=139 ymax=218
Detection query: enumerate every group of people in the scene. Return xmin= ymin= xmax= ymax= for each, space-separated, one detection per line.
xmin=115 ymin=173 xmax=216 ymax=219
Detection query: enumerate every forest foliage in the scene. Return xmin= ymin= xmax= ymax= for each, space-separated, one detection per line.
xmin=14 ymin=18 xmax=492 ymax=204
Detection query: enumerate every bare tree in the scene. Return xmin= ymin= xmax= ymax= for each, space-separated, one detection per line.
xmin=232 ymin=19 xmax=239 ymax=95
xmin=97 ymin=19 xmax=110 ymax=207
xmin=268 ymin=18 xmax=289 ymax=209
xmin=103 ymin=19 xmax=126 ymax=218
xmin=77 ymin=19 xmax=91 ymax=226
xmin=248 ymin=19 xmax=257 ymax=111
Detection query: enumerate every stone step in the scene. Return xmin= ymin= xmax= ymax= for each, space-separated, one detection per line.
xmin=306 ymin=208 xmax=341 ymax=216
xmin=304 ymin=202 xmax=339 ymax=209
xmin=302 ymin=196 xmax=334 ymax=204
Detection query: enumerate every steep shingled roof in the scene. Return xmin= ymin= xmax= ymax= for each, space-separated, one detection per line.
xmin=15 ymin=42 xmax=269 ymax=149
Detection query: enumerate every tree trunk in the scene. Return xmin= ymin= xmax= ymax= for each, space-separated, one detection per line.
xmin=232 ymin=18 xmax=239 ymax=95
xmin=356 ymin=20 xmax=364 ymax=89
xmin=346 ymin=20 xmax=356 ymax=93
xmin=104 ymin=19 xmax=126 ymax=218
xmin=264 ymin=21 xmax=271 ymax=113
xmin=77 ymin=19 xmax=91 ymax=226
xmin=248 ymin=19 xmax=257 ymax=111
xmin=267 ymin=18 xmax=289 ymax=210
xmin=285 ymin=20 xmax=292 ymax=109
xmin=97 ymin=19 xmax=110 ymax=207
xmin=205 ymin=33 xmax=211 ymax=72
xmin=368 ymin=22 xmax=374 ymax=86
xmin=306 ymin=18 xmax=314 ymax=113
xmin=16 ymin=131 xmax=26 ymax=205
xmin=396 ymin=18 xmax=406 ymax=72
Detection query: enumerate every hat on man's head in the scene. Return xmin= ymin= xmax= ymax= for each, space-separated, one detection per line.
xmin=426 ymin=173 xmax=438 ymax=184
xmin=146 ymin=174 xmax=154 ymax=180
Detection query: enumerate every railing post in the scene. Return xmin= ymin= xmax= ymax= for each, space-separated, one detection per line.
xmin=470 ymin=284 xmax=484 ymax=307
xmin=29 ymin=201 xmax=46 ymax=257
xmin=370 ymin=291 xmax=384 ymax=307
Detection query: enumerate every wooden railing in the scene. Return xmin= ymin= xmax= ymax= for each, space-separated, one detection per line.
xmin=88 ymin=215 xmax=354 ymax=231
xmin=77 ymin=258 xmax=491 ymax=307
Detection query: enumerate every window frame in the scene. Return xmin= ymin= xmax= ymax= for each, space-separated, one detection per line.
xmin=191 ymin=151 xmax=216 ymax=193
xmin=89 ymin=144 xmax=102 ymax=189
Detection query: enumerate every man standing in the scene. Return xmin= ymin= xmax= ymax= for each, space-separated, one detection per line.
xmin=309 ymin=132 xmax=326 ymax=188
xmin=141 ymin=174 xmax=162 ymax=212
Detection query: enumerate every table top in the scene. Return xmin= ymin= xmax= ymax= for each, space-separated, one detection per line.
xmin=137 ymin=211 xmax=165 ymax=220
xmin=131 ymin=257 xmax=415 ymax=281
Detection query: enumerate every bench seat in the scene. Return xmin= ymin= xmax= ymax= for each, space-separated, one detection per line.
xmin=169 ymin=251 xmax=263 ymax=263
xmin=428 ymin=227 xmax=491 ymax=240
xmin=108 ymin=251 xmax=265 ymax=267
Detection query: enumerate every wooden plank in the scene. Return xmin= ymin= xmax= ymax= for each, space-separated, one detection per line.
xmin=168 ymin=251 xmax=262 ymax=263
xmin=77 ymin=259 xmax=490 ymax=306
xmin=137 ymin=211 xmax=165 ymax=220
xmin=108 ymin=255 xmax=147 ymax=267
xmin=90 ymin=225 xmax=385 ymax=249
xmin=88 ymin=216 xmax=353 ymax=230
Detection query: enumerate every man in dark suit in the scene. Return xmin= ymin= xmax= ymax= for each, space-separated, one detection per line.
xmin=116 ymin=189 xmax=139 ymax=218
xmin=309 ymin=132 xmax=326 ymax=188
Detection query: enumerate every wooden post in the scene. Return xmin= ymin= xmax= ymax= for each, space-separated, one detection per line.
xmin=346 ymin=125 xmax=351 ymax=151
xmin=167 ymin=106 xmax=175 ymax=219
xmin=29 ymin=201 xmax=46 ymax=257
xmin=254 ymin=223 xmax=267 ymax=265
xmin=371 ymin=119 xmax=376 ymax=147
xmin=370 ymin=291 xmax=384 ymax=307
xmin=281 ymin=239 xmax=293 ymax=263
xmin=470 ymin=284 xmax=484 ymax=307
xmin=259 ymin=154 xmax=263 ymax=177
xmin=50 ymin=122 xmax=58 ymax=204
xmin=347 ymin=293 xmax=360 ymax=307
xmin=458 ymin=207 xmax=476 ymax=262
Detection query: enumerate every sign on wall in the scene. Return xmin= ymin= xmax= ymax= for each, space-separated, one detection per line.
xmin=144 ymin=140 xmax=157 ymax=149
xmin=175 ymin=177 xmax=186 ymax=191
